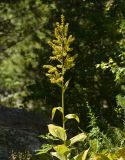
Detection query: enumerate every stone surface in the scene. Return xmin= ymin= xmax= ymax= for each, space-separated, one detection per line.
xmin=0 ymin=106 xmax=48 ymax=159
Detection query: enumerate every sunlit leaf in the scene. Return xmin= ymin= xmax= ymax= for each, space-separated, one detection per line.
xmin=93 ymin=154 xmax=110 ymax=160
xmin=64 ymin=80 xmax=70 ymax=92
xmin=51 ymin=152 xmax=65 ymax=160
xmin=66 ymin=133 xmax=87 ymax=146
xmin=64 ymin=114 xmax=80 ymax=123
xmin=48 ymin=124 xmax=67 ymax=141
xmin=117 ymin=148 xmax=125 ymax=159
xmin=52 ymin=107 xmax=63 ymax=120
xmin=54 ymin=144 xmax=70 ymax=156
xmin=71 ymin=148 xmax=89 ymax=160
xmin=81 ymin=149 xmax=89 ymax=160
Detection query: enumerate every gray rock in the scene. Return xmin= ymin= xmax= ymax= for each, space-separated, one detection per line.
xmin=0 ymin=106 xmax=49 ymax=159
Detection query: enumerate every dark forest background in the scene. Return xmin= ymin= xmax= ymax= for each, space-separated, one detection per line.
xmin=0 ymin=0 xmax=125 ymax=133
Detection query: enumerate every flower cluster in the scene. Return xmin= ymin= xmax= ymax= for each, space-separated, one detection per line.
xmin=43 ymin=15 xmax=77 ymax=85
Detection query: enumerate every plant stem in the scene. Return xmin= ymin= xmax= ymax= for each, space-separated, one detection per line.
xmin=62 ymin=38 xmax=65 ymax=130
xmin=62 ymin=79 xmax=65 ymax=130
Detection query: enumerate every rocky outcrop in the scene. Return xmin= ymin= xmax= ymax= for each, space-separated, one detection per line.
xmin=0 ymin=106 xmax=49 ymax=160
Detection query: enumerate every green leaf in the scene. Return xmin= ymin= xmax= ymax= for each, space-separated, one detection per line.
xmin=36 ymin=144 xmax=53 ymax=155
xmin=117 ymin=148 xmax=125 ymax=159
xmin=52 ymin=107 xmax=63 ymax=120
xmin=81 ymin=149 xmax=89 ymax=160
xmin=71 ymin=149 xmax=89 ymax=160
xmin=66 ymin=133 xmax=87 ymax=146
xmin=48 ymin=124 xmax=67 ymax=141
xmin=64 ymin=114 xmax=80 ymax=123
xmin=39 ymin=133 xmax=59 ymax=141
xmin=57 ymin=65 xmax=63 ymax=68
xmin=54 ymin=144 xmax=70 ymax=156
xmin=93 ymin=154 xmax=110 ymax=160
xmin=51 ymin=152 xmax=66 ymax=160
xmin=64 ymin=80 xmax=70 ymax=92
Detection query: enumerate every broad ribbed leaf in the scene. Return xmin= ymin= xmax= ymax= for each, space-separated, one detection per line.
xmin=66 ymin=133 xmax=87 ymax=146
xmin=54 ymin=144 xmax=70 ymax=156
xmin=48 ymin=124 xmax=67 ymax=141
xmin=64 ymin=114 xmax=80 ymax=123
xmin=52 ymin=107 xmax=63 ymax=120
